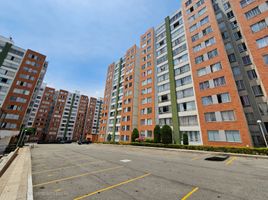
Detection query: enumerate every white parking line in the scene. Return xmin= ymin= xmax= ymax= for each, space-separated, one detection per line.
xmin=120 ymin=159 xmax=132 ymax=163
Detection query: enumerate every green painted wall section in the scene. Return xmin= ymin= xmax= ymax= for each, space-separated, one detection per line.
xmin=112 ymin=59 xmax=123 ymax=142
xmin=165 ymin=17 xmax=181 ymax=144
xmin=64 ymin=93 xmax=76 ymax=140
xmin=0 ymin=43 xmax=12 ymax=67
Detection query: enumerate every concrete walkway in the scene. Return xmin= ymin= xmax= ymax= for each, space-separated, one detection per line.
xmin=0 ymin=147 xmax=32 ymax=200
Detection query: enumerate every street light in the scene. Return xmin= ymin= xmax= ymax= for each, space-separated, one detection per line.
xmin=257 ymin=120 xmax=268 ymax=148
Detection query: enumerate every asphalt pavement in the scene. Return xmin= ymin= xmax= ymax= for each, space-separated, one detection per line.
xmin=31 ymin=144 xmax=268 ymax=200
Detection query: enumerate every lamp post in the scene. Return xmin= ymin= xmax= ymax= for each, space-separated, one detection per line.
xmin=257 ymin=120 xmax=268 ymax=148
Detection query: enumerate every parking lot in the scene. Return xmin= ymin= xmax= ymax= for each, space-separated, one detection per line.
xmin=31 ymin=144 xmax=268 ymax=200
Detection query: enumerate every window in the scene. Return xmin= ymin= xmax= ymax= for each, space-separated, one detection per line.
xmin=263 ymin=55 xmax=268 ymax=64
xmin=238 ymin=43 xmax=247 ymax=52
xmin=205 ymin=112 xmax=216 ymax=122
xmin=175 ymin=64 xmax=190 ymax=76
xmin=245 ymin=7 xmax=261 ymax=19
xmin=159 ymin=94 xmax=170 ymax=103
xmin=251 ymin=20 xmax=267 ymax=33
xmin=178 ymin=101 xmax=196 ymax=112
xmin=213 ymin=77 xmax=226 ymax=87
xmin=252 ymin=85 xmax=264 ymax=96
xmin=197 ymin=67 xmax=207 ymax=77
xmin=202 ymin=96 xmax=213 ymax=105
xmin=236 ymin=80 xmax=245 ymax=91
xmin=258 ymin=103 xmax=268 ymax=115
xmin=234 ymin=31 xmax=242 ymax=40
xmin=179 ymin=115 xmax=198 ymax=126
xmin=256 ymin=36 xmax=268 ymax=48
xmin=207 ymin=49 xmax=218 ymax=59
xmin=202 ymin=26 xmax=212 ymax=36
xmin=221 ymin=31 xmax=229 ymax=40
xmin=159 ymin=106 xmax=171 ymax=114
xmin=240 ymin=95 xmax=250 ymax=106
xmin=200 ymin=16 xmax=209 ymax=26
xmin=199 ymin=81 xmax=210 ymax=90
xmin=195 ymin=55 xmax=204 ymax=64
xmin=205 ymin=37 xmax=215 ymax=47
xmin=176 ymin=76 xmax=192 ymax=87
xmin=177 ymin=88 xmax=194 ymax=98
xmin=240 ymin=0 xmax=255 ymax=8
xmin=211 ymin=62 xmax=222 ymax=72
xmin=232 ymin=66 xmax=241 ymax=76
xmin=221 ymin=110 xmax=235 ymax=121
xmin=217 ymin=93 xmax=230 ymax=103
xmin=242 ymin=55 xmax=252 ymax=65
xmin=208 ymin=130 xmax=220 ymax=141
xmin=247 ymin=69 xmax=258 ymax=80
xmin=225 ymin=131 xmax=241 ymax=142
xmin=224 ymin=2 xmax=231 ymax=10
xmin=174 ymin=54 xmax=188 ymax=65
xmin=228 ymin=54 xmax=236 ymax=63
xmin=227 ymin=11 xmax=234 ymax=19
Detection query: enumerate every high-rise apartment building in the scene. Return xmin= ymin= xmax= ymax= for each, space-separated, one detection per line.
xmin=99 ymin=64 xmax=115 ymax=142
xmin=85 ymin=97 xmax=103 ymax=142
xmin=100 ymin=0 xmax=268 ymax=147
xmin=0 ymin=35 xmax=48 ymax=139
xmin=25 ymin=86 xmax=102 ymax=142
xmin=99 ymin=45 xmax=140 ymax=142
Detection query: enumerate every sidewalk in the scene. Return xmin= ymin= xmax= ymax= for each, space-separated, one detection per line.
xmin=0 ymin=147 xmax=33 ymax=200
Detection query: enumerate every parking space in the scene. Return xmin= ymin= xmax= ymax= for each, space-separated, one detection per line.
xmin=31 ymin=144 xmax=268 ymax=200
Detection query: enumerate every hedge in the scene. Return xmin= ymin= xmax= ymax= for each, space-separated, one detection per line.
xmin=129 ymin=142 xmax=268 ymax=156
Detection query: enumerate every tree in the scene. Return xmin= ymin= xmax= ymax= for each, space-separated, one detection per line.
xmin=154 ymin=125 xmax=161 ymax=143
xmin=183 ymin=133 xmax=189 ymax=145
xmin=132 ymin=128 xmax=139 ymax=142
xmin=107 ymin=134 xmax=112 ymax=142
xmin=161 ymin=125 xmax=172 ymax=144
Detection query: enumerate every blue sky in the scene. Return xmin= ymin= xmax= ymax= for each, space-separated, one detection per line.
xmin=0 ymin=0 xmax=181 ymax=97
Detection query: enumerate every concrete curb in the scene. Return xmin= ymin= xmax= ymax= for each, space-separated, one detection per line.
xmin=27 ymin=146 xmax=33 ymax=200
xmin=0 ymin=147 xmax=19 ymax=177
xmin=97 ymin=144 xmax=268 ymax=159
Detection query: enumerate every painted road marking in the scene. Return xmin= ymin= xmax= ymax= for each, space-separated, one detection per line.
xmin=32 ymin=161 xmax=105 ymax=175
xmin=191 ymin=154 xmax=209 ymax=161
xmin=181 ymin=187 xmax=199 ymax=200
xmin=73 ymin=173 xmax=151 ymax=200
xmin=225 ymin=157 xmax=237 ymax=166
xmin=33 ymin=166 xmax=123 ymax=187
xmin=120 ymin=159 xmax=132 ymax=163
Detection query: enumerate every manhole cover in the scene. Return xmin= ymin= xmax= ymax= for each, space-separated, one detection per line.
xmin=205 ymin=155 xmax=229 ymax=161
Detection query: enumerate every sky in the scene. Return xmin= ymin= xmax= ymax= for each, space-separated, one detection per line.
xmin=0 ymin=0 xmax=181 ymax=98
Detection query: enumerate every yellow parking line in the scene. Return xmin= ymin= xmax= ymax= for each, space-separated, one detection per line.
xmin=191 ymin=154 xmax=209 ymax=161
xmin=73 ymin=173 xmax=151 ymax=200
xmin=33 ymin=166 xmax=123 ymax=187
xmin=32 ymin=161 xmax=104 ymax=175
xmin=225 ymin=157 xmax=237 ymax=166
xmin=181 ymin=187 xmax=199 ymax=200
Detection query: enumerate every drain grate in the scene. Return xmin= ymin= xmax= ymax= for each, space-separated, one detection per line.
xmin=205 ymin=155 xmax=229 ymax=161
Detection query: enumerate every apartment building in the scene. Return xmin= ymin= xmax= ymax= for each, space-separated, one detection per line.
xmin=99 ymin=64 xmax=115 ymax=142
xmin=85 ymin=97 xmax=103 ymax=142
xmin=138 ymin=28 xmax=156 ymax=139
xmin=0 ymin=35 xmax=48 ymax=138
xmin=99 ymin=45 xmax=140 ymax=142
xmin=27 ymin=85 xmax=56 ymax=141
xmin=100 ymin=0 xmax=268 ymax=147
xmin=73 ymin=95 xmax=89 ymax=141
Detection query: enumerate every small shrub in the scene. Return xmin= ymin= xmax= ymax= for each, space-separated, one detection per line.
xmin=145 ymin=138 xmax=154 ymax=143
xmin=135 ymin=137 xmax=145 ymax=143
xmin=154 ymin=125 xmax=161 ymax=143
xmin=132 ymin=128 xmax=139 ymax=142
xmin=183 ymin=134 xmax=189 ymax=145
xmin=161 ymin=125 xmax=172 ymax=144
xmin=107 ymin=134 xmax=112 ymax=142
